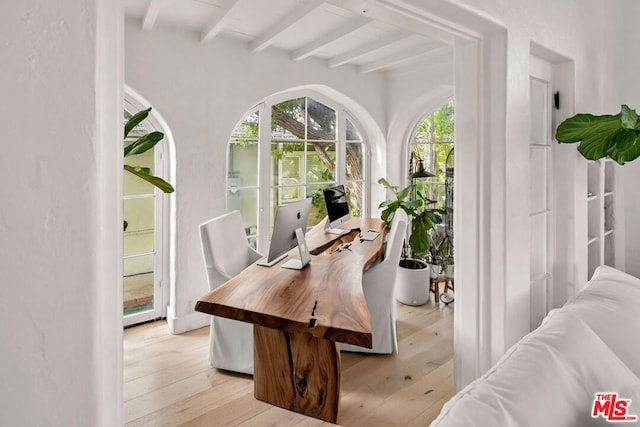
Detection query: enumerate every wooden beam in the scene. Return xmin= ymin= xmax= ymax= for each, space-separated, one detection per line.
xmin=200 ymin=0 xmax=242 ymax=43
xmin=249 ymin=0 xmax=325 ymax=52
xmin=142 ymin=0 xmax=161 ymax=32
xmin=323 ymin=0 xmax=457 ymax=45
xmin=357 ymin=41 xmax=444 ymax=74
xmin=291 ymin=16 xmax=370 ymax=61
xmin=327 ymin=32 xmax=407 ymax=68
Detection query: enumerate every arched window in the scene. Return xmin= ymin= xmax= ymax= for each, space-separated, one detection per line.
xmin=409 ymin=101 xmax=454 ymax=208
xmin=409 ymin=101 xmax=455 ymax=268
xmin=227 ymin=93 xmax=368 ymax=252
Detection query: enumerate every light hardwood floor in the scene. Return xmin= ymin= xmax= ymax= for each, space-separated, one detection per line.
xmin=124 ymin=299 xmax=454 ymax=426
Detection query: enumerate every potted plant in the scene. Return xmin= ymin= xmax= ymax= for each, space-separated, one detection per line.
xmin=426 ymin=226 xmax=450 ymax=278
xmin=378 ymin=178 xmax=445 ymax=305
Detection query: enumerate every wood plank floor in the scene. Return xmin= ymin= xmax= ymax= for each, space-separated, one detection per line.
xmin=124 ymin=299 xmax=454 ymax=426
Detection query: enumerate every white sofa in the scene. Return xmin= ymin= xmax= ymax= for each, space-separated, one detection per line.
xmin=431 ymin=266 xmax=640 ymax=427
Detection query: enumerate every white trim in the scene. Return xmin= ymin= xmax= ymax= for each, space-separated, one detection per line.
xmin=166 ymin=306 xmax=210 ymax=335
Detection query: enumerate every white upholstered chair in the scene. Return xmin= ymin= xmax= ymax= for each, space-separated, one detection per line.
xmin=341 ymin=209 xmax=408 ymax=354
xmin=199 ymin=211 xmax=262 ymax=375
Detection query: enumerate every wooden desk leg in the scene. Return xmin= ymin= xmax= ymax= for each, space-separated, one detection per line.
xmin=253 ymin=325 xmax=341 ymax=423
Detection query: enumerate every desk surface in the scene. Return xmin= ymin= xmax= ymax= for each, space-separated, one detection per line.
xmin=194 ymin=216 xmax=386 ymax=348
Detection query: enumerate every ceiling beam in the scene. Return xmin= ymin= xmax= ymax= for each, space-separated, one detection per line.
xmin=250 ymin=0 xmax=325 ymax=52
xmin=357 ymin=41 xmax=444 ymax=74
xmin=323 ymin=0 xmax=456 ymax=45
xmin=291 ymin=16 xmax=370 ymax=61
xmin=142 ymin=0 xmax=161 ymax=32
xmin=327 ymin=32 xmax=407 ymax=68
xmin=384 ymin=46 xmax=453 ymax=78
xmin=200 ymin=0 xmax=242 ymax=43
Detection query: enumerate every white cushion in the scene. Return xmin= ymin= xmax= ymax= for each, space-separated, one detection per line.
xmin=563 ymin=265 xmax=640 ymax=376
xmin=431 ymin=310 xmax=640 ymax=427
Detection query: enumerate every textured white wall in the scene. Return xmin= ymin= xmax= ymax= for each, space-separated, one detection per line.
xmin=124 ymin=18 xmax=389 ymax=333
xmin=0 ymin=1 xmax=122 ymax=426
xmin=613 ymin=0 xmax=640 ymax=278
xmin=447 ymin=0 xmax=619 ymax=353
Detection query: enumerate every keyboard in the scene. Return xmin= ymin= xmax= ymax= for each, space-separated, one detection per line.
xmin=360 ymin=230 xmax=380 ymax=241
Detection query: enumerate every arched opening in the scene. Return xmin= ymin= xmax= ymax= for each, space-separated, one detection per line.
xmin=408 ymin=100 xmax=455 ymax=275
xmin=123 ymin=88 xmax=176 ymax=327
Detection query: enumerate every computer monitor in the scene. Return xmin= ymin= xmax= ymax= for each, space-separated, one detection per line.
xmin=323 ymin=184 xmax=351 ymax=234
xmin=256 ymin=198 xmax=311 ymax=269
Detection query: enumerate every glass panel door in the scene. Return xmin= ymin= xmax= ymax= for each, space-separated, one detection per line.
xmin=123 ymin=107 xmax=163 ymax=326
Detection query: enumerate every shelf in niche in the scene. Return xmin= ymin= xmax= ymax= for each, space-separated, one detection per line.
xmin=587 ymin=195 xmax=598 ymax=201
xmin=588 ymin=235 xmax=598 ymax=245
xmin=604 ymin=192 xmax=614 ymax=197
xmin=604 ymin=229 xmax=614 ymax=237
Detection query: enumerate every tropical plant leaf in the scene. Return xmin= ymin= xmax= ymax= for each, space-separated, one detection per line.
xmin=409 ymin=218 xmax=432 ymax=258
xmin=555 ymin=113 xmax=620 ymax=144
xmin=124 ymin=165 xmax=175 ymax=193
xmin=607 ymin=129 xmax=640 ymax=165
xmin=124 ymin=131 xmax=164 ymax=157
xmin=576 ymin=128 xmax=618 ymax=160
xmin=621 ymin=105 xmax=638 ymax=130
xmin=378 ymin=178 xmax=396 ymax=192
xmin=556 ymin=104 xmax=640 ymax=164
xmin=124 ymin=107 xmax=151 ymax=138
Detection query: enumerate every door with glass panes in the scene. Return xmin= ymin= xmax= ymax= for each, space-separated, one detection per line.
xmin=123 ymin=102 xmax=167 ymax=326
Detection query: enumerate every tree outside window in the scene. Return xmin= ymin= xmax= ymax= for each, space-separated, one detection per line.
xmin=226 ymin=95 xmax=367 ymax=250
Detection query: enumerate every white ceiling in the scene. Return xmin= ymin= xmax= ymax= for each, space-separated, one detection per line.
xmin=124 ymin=0 xmax=456 ymax=76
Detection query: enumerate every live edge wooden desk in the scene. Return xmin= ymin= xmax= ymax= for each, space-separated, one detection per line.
xmin=195 ymin=217 xmax=386 ymax=423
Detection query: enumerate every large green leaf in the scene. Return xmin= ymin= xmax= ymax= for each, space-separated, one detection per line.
xmin=124 ymin=107 xmax=151 ymax=138
xmin=124 ymin=165 xmax=175 ymax=193
xmin=556 ymin=104 xmax=640 ymax=163
xmin=124 ymin=131 xmax=164 ymax=157
xmin=608 ymin=129 xmax=640 ymax=165
xmin=409 ymin=217 xmax=432 ymax=258
xmin=621 ymin=105 xmax=638 ymax=130
xmin=555 ymin=113 xmax=620 ymax=144
xmin=576 ymin=128 xmax=619 ymax=160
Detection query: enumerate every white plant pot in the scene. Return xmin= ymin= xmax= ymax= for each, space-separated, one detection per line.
xmin=395 ymin=259 xmax=430 ymax=306
xmin=443 ymin=264 xmax=454 ymax=278
xmin=429 ymin=263 xmax=442 ymax=278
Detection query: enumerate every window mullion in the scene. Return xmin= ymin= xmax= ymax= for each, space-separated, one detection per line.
xmin=258 ymin=104 xmax=271 ymax=254
xmin=337 ymin=109 xmax=346 ymax=183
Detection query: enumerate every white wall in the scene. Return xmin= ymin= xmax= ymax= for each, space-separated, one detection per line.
xmin=124 ymin=19 xmax=389 ymax=333
xmin=444 ymin=0 xmax=619 ymax=356
xmin=614 ymin=0 xmax=640 ymax=278
xmin=0 ymin=1 xmax=122 ymax=425
xmin=386 ymin=56 xmax=455 ymax=186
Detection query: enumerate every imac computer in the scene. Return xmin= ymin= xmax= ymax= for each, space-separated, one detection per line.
xmin=256 ymin=198 xmax=312 ymax=269
xmin=323 ymin=184 xmax=351 ymax=235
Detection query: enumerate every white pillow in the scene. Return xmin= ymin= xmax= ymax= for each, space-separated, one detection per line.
xmin=431 ymin=310 xmax=640 ymax=427
xmin=563 ymin=265 xmax=640 ymax=375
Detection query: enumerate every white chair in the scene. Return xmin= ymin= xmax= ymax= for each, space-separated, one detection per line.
xmin=341 ymin=209 xmax=408 ymax=354
xmin=199 ymin=211 xmax=262 ymax=375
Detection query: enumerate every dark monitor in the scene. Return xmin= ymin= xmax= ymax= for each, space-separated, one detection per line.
xmin=323 ymin=184 xmax=351 ymax=234
xmin=256 ymin=198 xmax=311 ymax=269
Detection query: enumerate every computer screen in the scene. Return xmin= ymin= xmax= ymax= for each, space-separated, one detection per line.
xmin=323 ymin=184 xmax=350 ymax=232
xmin=259 ymin=198 xmax=311 ymax=267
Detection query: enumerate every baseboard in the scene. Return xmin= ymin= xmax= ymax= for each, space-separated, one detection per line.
xmin=166 ymin=306 xmax=209 ymax=335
